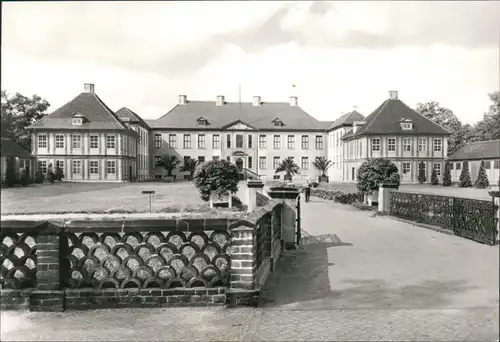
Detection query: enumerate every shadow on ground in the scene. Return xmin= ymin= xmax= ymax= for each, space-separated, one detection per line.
xmin=259 ymin=234 xmax=476 ymax=310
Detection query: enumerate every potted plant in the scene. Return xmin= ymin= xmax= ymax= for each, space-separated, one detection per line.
xmin=312 ymin=157 xmax=332 ymax=183
xmin=275 ymin=157 xmax=299 ymax=182
xmin=159 ymin=154 xmax=181 ymax=182
xmin=357 ymin=158 xmax=400 ymax=206
xmin=180 ymin=157 xmax=198 ymax=181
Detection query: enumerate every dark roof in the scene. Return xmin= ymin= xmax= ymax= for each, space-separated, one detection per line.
xmin=115 ymin=107 xmax=150 ymax=130
xmin=29 ymin=92 xmax=130 ymax=131
xmin=0 ymin=138 xmax=32 ymax=158
xmin=447 ymin=140 xmax=500 ymax=161
xmin=327 ymin=110 xmax=365 ymax=131
xmin=151 ymin=101 xmax=328 ymax=131
xmin=342 ymin=98 xmax=450 ymax=140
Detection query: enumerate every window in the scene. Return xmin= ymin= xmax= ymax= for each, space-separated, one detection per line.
xmin=72 ymin=160 xmax=82 ymax=174
xmin=273 ymin=135 xmax=280 ymax=149
xmin=433 ymin=139 xmax=442 ymax=152
xmin=198 ymin=134 xmax=205 ymax=149
xmin=106 ymin=160 xmax=116 ymax=174
xmin=456 ymin=162 xmax=461 ymax=170
xmin=106 ymin=135 xmax=115 ymax=149
xmin=19 ymin=159 xmax=29 ymax=170
xmin=197 ymin=118 xmax=208 ymax=126
xmin=89 ymin=160 xmax=99 ymax=175
xmin=273 ymin=120 xmax=282 ymax=127
xmin=273 ymin=157 xmax=280 ymax=169
xmin=168 ymin=134 xmax=176 ymax=148
xmin=183 ymin=156 xmax=190 ymax=165
xmin=38 ymin=160 xmax=47 ymax=174
xmin=494 ymin=160 xmax=500 ymax=169
xmin=212 ymin=156 xmax=220 ymax=161
xmin=403 ymin=138 xmax=412 ymax=152
xmin=155 ymin=134 xmax=162 ymax=148
xmin=236 ymin=134 xmax=243 ymax=148
xmin=484 ymin=161 xmax=491 ymax=169
xmin=226 ymin=134 xmax=231 ymax=148
xmin=450 ymin=163 xmax=454 ymax=170
xmin=72 ymin=118 xmax=82 ymax=126
xmin=418 ymin=138 xmax=427 ymax=152
xmin=402 ymin=122 xmax=412 ymax=130
xmin=71 ymin=134 xmax=81 ymax=149
xmin=433 ymin=163 xmax=441 ymax=176
xmin=38 ymin=134 xmax=47 ymax=148
xmin=273 ymin=175 xmax=280 ymax=180
xmin=371 ymin=138 xmax=381 ymax=151
xmin=387 ymin=138 xmax=396 ymax=152
xmin=301 ymin=157 xmax=309 ymax=170
xmin=198 ymin=156 xmax=205 ymax=163
xmin=183 ymin=134 xmax=191 ymax=149
xmin=315 ymin=136 xmax=324 ymax=149
xmin=248 ymin=156 xmax=252 ymax=169
xmin=248 ymin=135 xmax=253 ymax=148
xmin=212 ymin=135 xmax=220 ymax=148
xmin=402 ymin=162 xmax=411 ymax=174
xmin=56 ymin=160 xmax=64 ymax=172
xmin=226 ymin=156 xmax=230 ymax=161
xmin=55 ymin=134 xmax=65 ymax=149
xmin=90 ymin=135 xmax=99 ymax=149
xmin=259 ymin=135 xmax=266 ymax=149
xmin=302 ymin=135 xmax=309 ymax=149
xmin=155 ymin=156 xmax=162 ymax=166
xmin=287 ymin=135 xmax=295 ymax=149
xmin=259 ymin=157 xmax=266 ymax=169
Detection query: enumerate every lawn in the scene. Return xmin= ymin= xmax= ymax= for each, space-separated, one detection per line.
xmin=1 ymin=181 xmax=241 ymax=215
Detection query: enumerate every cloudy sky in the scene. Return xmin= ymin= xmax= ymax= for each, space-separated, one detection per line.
xmin=2 ymin=1 xmax=499 ymax=124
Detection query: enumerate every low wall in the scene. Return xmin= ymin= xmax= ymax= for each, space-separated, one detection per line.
xmin=0 ymin=201 xmax=284 ymax=311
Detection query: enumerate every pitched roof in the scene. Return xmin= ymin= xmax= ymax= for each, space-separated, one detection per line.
xmin=327 ymin=110 xmax=365 ymax=131
xmin=0 ymin=138 xmax=32 ymax=158
xmin=115 ymin=107 xmax=150 ymax=130
xmin=447 ymin=140 xmax=500 ymax=161
xmin=152 ymin=101 xmax=328 ymax=131
xmin=342 ymin=97 xmax=451 ymax=139
xmin=29 ymin=92 xmax=130 ymax=131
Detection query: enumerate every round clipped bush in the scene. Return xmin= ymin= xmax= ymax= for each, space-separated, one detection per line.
xmin=357 ymin=158 xmax=400 ymax=194
xmin=193 ymin=159 xmax=240 ymax=202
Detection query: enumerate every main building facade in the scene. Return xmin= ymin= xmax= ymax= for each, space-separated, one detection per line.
xmin=28 ymin=84 xmax=450 ymax=183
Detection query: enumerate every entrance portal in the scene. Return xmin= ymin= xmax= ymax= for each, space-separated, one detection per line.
xmin=235 ymin=158 xmax=244 ymax=172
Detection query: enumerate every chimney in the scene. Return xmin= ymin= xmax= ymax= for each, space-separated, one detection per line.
xmin=178 ymin=95 xmax=187 ymax=105
xmin=388 ymin=90 xmax=398 ymax=99
xmin=84 ymin=83 xmax=95 ymax=93
xmin=253 ymin=96 xmax=261 ymax=106
xmin=216 ymin=95 xmax=225 ymax=106
xmin=352 ymin=121 xmax=363 ymax=134
xmin=289 ymin=96 xmax=298 ymax=107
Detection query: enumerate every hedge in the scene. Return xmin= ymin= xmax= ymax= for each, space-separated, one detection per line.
xmin=311 ymin=188 xmax=364 ymax=204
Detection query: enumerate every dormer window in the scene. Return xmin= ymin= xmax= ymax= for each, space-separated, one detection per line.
xmin=402 ymin=122 xmax=413 ymax=130
xmin=272 ymin=119 xmax=283 ymax=127
xmin=197 ymin=117 xmax=209 ymax=126
xmin=72 ymin=112 xmax=85 ymax=126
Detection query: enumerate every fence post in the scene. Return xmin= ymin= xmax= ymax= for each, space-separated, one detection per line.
xmin=378 ymin=183 xmax=399 ymax=214
xmin=266 ymin=187 xmax=300 ymax=249
xmin=489 ymin=190 xmax=500 ymax=244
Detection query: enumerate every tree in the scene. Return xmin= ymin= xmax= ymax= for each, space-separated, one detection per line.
xmin=418 ymin=162 xmax=427 ymax=184
xmin=312 ymin=157 xmax=332 ymax=180
xmin=1 ymin=90 xmax=50 ymax=149
xmin=442 ymin=161 xmax=452 ymax=186
xmin=416 ymin=101 xmax=464 ymax=155
xmin=180 ymin=157 xmax=198 ymax=181
xmin=459 ymin=161 xmax=472 ymax=188
xmin=160 ymin=154 xmax=181 ymax=177
xmin=193 ymin=160 xmax=240 ymax=202
xmin=474 ymin=91 xmax=500 ymax=141
xmin=430 ymin=168 xmax=439 ymax=185
xmin=5 ymin=156 xmax=17 ymax=186
xmin=275 ymin=157 xmax=300 ymax=181
xmin=357 ymin=158 xmax=400 ymax=194
xmin=475 ymin=160 xmax=489 ymax=189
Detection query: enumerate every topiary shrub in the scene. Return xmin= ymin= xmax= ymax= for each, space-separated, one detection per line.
xmin=418 ymin=162 xmax=427 ymax=184
xmin=431 ymin=168 xmax=439 ymax=185
xmin=54 ymin=161 xmax=64 ymax=181
xmin=310 ymin=188 xmax=364 ymax=204
xmin=442 ymin=161 xmax=452 ymax=187
xmin=459 ymin=161 xmax=472 ymax=188
xmin=193 ymin=159 xmax=240 ymax=202
xmin=475 ymin=160 xmax=489 ymax=189
xmin=5 ymin=156 xmax=17 ymax=187
xmin=19 ymin=169 xmax=30 ymax=186
xmin=34 ymin=168 xmax=44 ymax=183
xmin=357 ymin=158 xmax=400 ymax=195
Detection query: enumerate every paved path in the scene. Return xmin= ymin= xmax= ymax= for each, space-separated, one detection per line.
xmin=2 ymin=198 xmax=499 ymax=341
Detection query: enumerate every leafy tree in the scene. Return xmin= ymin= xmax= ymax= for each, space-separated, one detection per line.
xmin=418 ymin=162 xmax=427 ymax=184
xmin=160 ymin=154 xmax=181 ymax=177
xmin=442 ymin=161 xmax=452 ymax=186
xmin=430 ymin=168 xmax=439 ymax=185
xmin=416 ymin=101 xmax=463 ymax=155
xmin=312 ymin=157 xmax=332 ymax=179
xmin=193 ymin=159 xmax=240 ymax=202
xmin=356 ymin=158 xmax=400 ymax=194
xmin=275 ymin=157 xmax=300 ymax=181
xmin=459 ymin=161 xmax=472 ymax=188
xmin=1 ymin=90 xmax=50 ymax=149
xmin=180 ymin=157 xmax=198 ymax=180
xmin=475 ymin=160 xmax=489 ymax=189
xmin=474 ymin=91 xmax=500 ymax=141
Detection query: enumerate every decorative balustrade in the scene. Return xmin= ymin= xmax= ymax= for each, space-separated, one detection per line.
xmin=390 ymin=191 xmax=498 ymax=245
